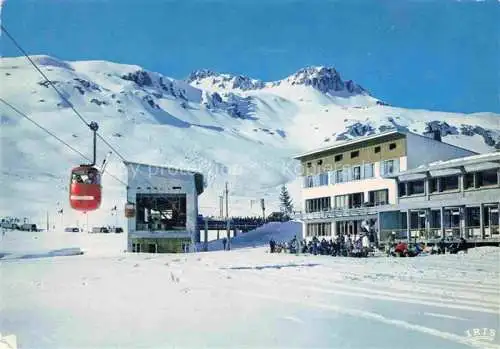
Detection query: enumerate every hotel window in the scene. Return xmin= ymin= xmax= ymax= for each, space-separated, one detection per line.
xmin=369 ymin=189 xmax=388 ymax=206
xmin=353 ymin=166 xmax=361 ymax=180
xmin=408 ymin=180 xmax=425 ymax=195
xmin=364 ymin=163 xmax=374 ymax=178
xmin=464 ymin=173 xmax=475 ymax=189
xmin=429 ymin=178 xmax=438 ymax=193
xmin=439 ymin=175 xmax=459 ymax=192
xmin=477 ymin=169 xmax=498 ymax=187
xmin=306 ymin=162 xmax=312 ymax=168
xmin=381 ymin=158 xmax=399 ymax=175
xmin=398 ymin=182 xmax=406 ymax=197
xmin=319 ymin=172 xmax=329 ymax=186
xmin=389 ymin=143 xmax=397 ymax=150
xmin=328 ymin=171 xmax=336 ymax=185
xmin=304 ymin=176 xmax=313 ymax=188
xmin=466 ymin=207 xmax=481 ymax=227
xmin=382 ymin=160 xmax=394 ymax=175
xmin=335 ymin=169 xmax=344 ymax=183
xmin=374 ymin=146 xmax=381 ymax=153
xmin=334 ymin=154 xmax=343 ymax=162
xmin=335 ymin=195 xmax=349 ymax=209
xmin=306 ymin=222 xmax=331 ymax=237
xmin=351 ymin=150 xmax=359 ymax=158
xmin=305 ymin=197 xmax=331 ymax=213
xmin=312 ymin=175 xmax=320 ymax=187
xmin=317 ymin=159 xmax=323 ymax=165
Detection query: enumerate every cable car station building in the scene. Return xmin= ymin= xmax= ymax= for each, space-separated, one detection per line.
xmin=124 ymin=161 xmax=204 ymax=253
xmin=293 ymin=130 xmax=485 ymax=241
xmin=380 ymin=152 xmax=500 ymax=243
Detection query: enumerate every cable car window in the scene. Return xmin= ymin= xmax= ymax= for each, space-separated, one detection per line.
xmin=71 ymin=168 xmax=101 ymax=185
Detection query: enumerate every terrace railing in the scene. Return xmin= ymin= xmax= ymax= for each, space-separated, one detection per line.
xmin=292 ymin=206 xmax=382 ymax=220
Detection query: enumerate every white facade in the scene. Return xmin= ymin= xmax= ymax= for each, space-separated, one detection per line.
xmin=405 ymin=132 xmax=477 ymax=170
xmin=301 ymin=158 xmax=404 ymax=209
xmin=296 ymin=131 xmax=477 ymax=240
xmin=124 ymin=161 xmax=203 ymax=252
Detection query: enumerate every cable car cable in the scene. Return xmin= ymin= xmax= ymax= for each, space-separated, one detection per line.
xmin=1 ymin=25 xmax=156 ymax=189
xmin=1 ymin=25 xmax=91 ymax=128
xmin=2 ymin=25 xmax=123 ymax=161
xmin=0 ymin=98 xmax=128 ymax=187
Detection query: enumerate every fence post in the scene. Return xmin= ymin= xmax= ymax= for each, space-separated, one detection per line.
xmin=204 ymin=218 xmax=208 ymax=251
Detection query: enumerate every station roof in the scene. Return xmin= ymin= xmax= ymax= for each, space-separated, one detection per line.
xmin=293 ymin=129 xmax=476 ymax=161
xmin=123 ymin=161 xmax=204 ymax=195
xmin=384 ymin=151 xmax=500 ymax=179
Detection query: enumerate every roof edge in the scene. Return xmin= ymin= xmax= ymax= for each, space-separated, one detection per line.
xmin=293 ymin=130 xmax=402 ymax=160
xmin=383 ymin=152 xmax=500 ymax=178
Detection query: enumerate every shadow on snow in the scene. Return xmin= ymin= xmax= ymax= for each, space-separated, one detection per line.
xmin=221 ymin=262 xmax=321 ymax=271
xmin=0 ymin=248 xmax=84 ymax=261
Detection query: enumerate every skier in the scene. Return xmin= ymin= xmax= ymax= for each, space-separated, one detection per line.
xmin=222 ymin=237 xmax=227 ymax=250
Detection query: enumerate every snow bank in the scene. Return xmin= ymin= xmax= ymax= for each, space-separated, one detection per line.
xmin=207 ymin=221 xmax=300 ymax=251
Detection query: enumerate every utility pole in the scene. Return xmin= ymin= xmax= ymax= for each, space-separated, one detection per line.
xmin=219 ymin=195 xmax=223 ymax=219
xmin=60 ymin=209 xmax=64 ymax=232
xmin=261 ymin=198 xmax=266 ymax=221
xmin=204 ymin=217 xmax=208 ymax=251
xmin=225 ymin=181 xmax=230 ymax=250
xmin=218 ymin=195 xmax=223 ymax=240
xmin=225 ymin=182 xmax=229 ymax=219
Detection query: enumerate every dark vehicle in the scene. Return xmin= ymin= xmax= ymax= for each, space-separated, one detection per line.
xmin=92 ymin=227 xmax=110 ymax=234
xmin=20 ymin=223 xmax=37 ymax=231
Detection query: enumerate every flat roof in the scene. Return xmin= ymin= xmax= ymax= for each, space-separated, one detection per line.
xmin=293 ymin=130 xmax=402 ymax=160
xmin=384 ymin=151 xmax=500 ymax=178
xmin=293 ymin=129 xmax=478 ymax=160
xmin=123 ymin=161 xmax=203 ymax=176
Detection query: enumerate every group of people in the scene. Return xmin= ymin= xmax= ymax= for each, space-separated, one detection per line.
xmin=270 ymin=232 xmax=377 ymax=257
xmin=269 ymin=232 xmax=470 ymax=258
xmin=71 ymin=169 xmax=100 ymax=185
xmin=386 ymin=237 xmax=468 ymax=257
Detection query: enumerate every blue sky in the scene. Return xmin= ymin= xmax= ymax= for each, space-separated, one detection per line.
xmin=2 ymin=0 xmax=499 ymax=113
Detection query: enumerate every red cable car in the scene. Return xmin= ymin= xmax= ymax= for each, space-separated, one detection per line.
xmin=69 ymin=121 xmax=102 ymax=212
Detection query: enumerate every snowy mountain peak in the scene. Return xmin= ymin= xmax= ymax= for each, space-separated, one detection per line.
xmin=279 ymin=66 xmax=366 ymax=95
xmin=25 ymin=55 xmax=75 ymax=70
xmin=186 ymin=69 xmax=218 ymax=83
xmin=186 ymin=69 xmax=265 ymax=91
xmin=187 ymin=65 xmax=367 ymax=96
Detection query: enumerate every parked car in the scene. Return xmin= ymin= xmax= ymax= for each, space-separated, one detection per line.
xmin=20 ymin=223 xmax=37 ymax=231
xmin=91 ymin=227 xmax=110 ymax=234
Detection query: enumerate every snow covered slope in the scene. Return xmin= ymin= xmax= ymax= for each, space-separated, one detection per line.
xmin=1 ymin=55 xmax=499 ymax=227
xmin=207 ymin=221 xmax=300 ymax=251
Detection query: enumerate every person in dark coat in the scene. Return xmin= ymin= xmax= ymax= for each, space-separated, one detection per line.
xmin=438 ymin=238 xmax=446 ymax=254
xmin=269 ymin=238 xmax=276 ymax=253
xmin=222 ymin=237 xmax=227 ymax=250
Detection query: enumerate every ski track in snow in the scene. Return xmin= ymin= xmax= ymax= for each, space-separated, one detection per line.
xmin=423 ymin=312 xmax=470 ymax=321
xmin=199 ymin=267 xmax=499 ymax=349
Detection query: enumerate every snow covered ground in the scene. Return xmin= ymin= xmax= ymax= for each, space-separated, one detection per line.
xmin=1 ymin=224 xmax=499 ymax=349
